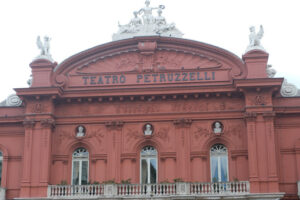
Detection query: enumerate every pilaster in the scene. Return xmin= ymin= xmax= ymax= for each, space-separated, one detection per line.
xmin=244 ymin=112 xmax=259 ymax=192
xmin=20 ymin=119 xmax=36 ymax=197
xmin=105 ymin=121 xmax=124 ymax=182
xmin=173 ymin=118 xmax=192 ymax=181
xmin=20 ymin=95 xmax=55 ymax=197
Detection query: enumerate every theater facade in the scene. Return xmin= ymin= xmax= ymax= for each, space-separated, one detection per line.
xmin=1 ymin=1 xmax=300 ymax=200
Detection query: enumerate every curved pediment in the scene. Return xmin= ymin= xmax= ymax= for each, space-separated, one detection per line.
xmin=53 ymin=36 xmax=246 ymax=88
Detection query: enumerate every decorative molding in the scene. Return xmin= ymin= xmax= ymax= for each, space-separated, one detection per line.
xmin=190 ymin=151 xmax=208 ymax=160
xmin=281 ymin=79 xmax=298 ymax=97
xmin=280 ymin=148 xmax=295 ymax=154
xmin=244 ymin=112 xmax=257 ymax=122
xmin=155 ymin=48 xmax=222 ymax=71
xmin=31 ymin=103 xmax=46 ymax=113
xmin=192 ymin=126 xmax=210 ymax=146
xmin=160 ymin=152 xmax=176 ymax=160
xmin=23 ymin=119 xmax=36 ymax=128
xmin=227 ymin=124 xmax=244 ymax=139
xmin=155 ymin=127 xmax=170 ymax=142
xmin=120 ymin=153 xmax=137 ymax=162
xmin=231 ymin=150 xmax=248 ymax=158
xmin=6 ymin=156 xmax=22 ymax=161
xmin=262 ymin=112 xmax=276 ymax=121
xmin=55 ymin=74 xmax=68 ymax=87
xmin=57 ymin=131 xmax=74 ymax=144
xmin=105 ymin=121 xmax=124 ymax=129
xmin=253 ymin=95 xmax=266 ymax=106
xmin=52 ymin=155 xmax=68 ymax=162
xmin=92 ymin=129 xmax=105 ymax=147
xmin=40 ymin=119 xmax=55 ymax=129
xmin=4 ymin=94 xmax=22 ymax=107
xmin=173 ymin=118 xmax=192 ymax=127
xmin=91 ymin=154 xmax=108 ymax=162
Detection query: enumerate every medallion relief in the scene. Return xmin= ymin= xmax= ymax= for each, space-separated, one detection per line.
xmin=124 ymin=124 xmax=171 ymax=152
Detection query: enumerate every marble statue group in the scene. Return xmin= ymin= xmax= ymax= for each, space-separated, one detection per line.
xmin=113 ymin=0 xmax=183 ymax=41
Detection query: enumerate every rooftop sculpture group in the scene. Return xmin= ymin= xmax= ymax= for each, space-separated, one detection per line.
xmin=112 ymin=0 xmax=183 ymax=41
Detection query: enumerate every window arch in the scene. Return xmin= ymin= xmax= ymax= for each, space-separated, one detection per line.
xmin=140 ymin=146 xmax=157 ymax=184
xmin=72 ymin=148 xmax=89 ymax=185
xmin=210 ymin=144 xmax=228 ymax=182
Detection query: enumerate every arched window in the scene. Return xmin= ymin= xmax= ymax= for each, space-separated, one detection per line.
xmin=72 ymin=148 xmax=89 ymax=185
xmin=140 ymin=146 xmax=157 ymax=184
xmin=210 ymin=144 xmax=228 ymax=182
xmin=0 ymin=152 xmax=2 ymax=185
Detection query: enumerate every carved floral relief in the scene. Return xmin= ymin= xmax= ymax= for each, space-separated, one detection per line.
xmin=55 ymin=98 xmax=244 ymax=117
xmin=75 ymin=52 xmax=140 ymax=74
xmin=154 ymin=50 xmax=222 ymax=71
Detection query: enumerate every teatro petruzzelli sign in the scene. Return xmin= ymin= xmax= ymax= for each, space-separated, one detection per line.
xmin=74 ymin=70 xmax=229 ymax=86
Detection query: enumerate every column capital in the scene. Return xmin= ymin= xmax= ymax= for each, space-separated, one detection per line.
xmin=105 ymin=121 xmax=124 ymax=130
xmin=262 ymin=112 xmax=276 ymax=121
xmin=41 ymin=118 xmax=55 ymax=129
xmin=173 ymin=118 xmax=192 ymax=127
xmin=244 ymin=112 xmax=257 ymax=122
xmin=23 ymin=119 xmax=36 ymax=128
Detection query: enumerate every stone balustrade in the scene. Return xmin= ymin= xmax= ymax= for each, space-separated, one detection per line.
xmin=298 ymin=181 xmax=300 ymax=198
xmin=48 ymin=181 xmax=249 ymax=199
xmin=0 ymin=187 xmax=5 ymax=200
xmin=190 ymin=181 xmax=249 ymax=194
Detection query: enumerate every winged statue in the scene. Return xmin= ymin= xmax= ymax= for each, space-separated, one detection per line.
xmin=249 ymin=25 xmax=264 ymax=46
xmin=35 ymin=35 xmax=53 ymax=61
xmin=246 ymin=25 xmax=265 ymax=52
xmin=36 ymin=36 xmax=51 ymax=56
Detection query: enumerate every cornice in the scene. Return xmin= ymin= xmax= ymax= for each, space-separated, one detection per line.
xmin=234 ymin=78 xmax=283 ymax=89
xmin=15 ymin=87 xmax=63 ymax=98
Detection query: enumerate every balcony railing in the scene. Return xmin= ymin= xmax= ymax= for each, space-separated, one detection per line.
xmin=298 ymin=181 xmax=300 ymax=198
xmin=0 ymin=187 xmax=5 ymax=200
xmin=48 ymin=181 xmax=249 ymax=198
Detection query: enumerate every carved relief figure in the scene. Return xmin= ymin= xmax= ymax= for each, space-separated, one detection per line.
xmin=144 ymin=124 xmax=153 ymax=135
xmin=254 ymin=95 xmax=266 ymax=105
xmin=213 ymin=121 xmax=223 ymax=134
xmin=76 ymin=126 xmax=86 ymax=137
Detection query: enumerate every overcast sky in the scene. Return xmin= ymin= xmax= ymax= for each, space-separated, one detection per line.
xmin=0 ymin=0 xmax=299 ymax=101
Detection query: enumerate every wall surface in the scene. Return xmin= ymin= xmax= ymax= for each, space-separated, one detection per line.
xmin=0 ymin=37 xmax=299 ymax=199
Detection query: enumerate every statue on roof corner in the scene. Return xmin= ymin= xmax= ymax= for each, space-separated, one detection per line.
xmin=112 ymin=0 xmax=183 ymax=41
xmin=245 ymin=25 xmax=265 ymax=53
xmin=35 ymin=35 xmax=53 ymax=62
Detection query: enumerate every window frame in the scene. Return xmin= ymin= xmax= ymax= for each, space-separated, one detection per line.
xmin=140 ymin=146 xmax=158 ymax=184
xmin=210 ymin=144 xmax=229 ymax=182
xmin=71 ymin=148 xmax=89 ymax=185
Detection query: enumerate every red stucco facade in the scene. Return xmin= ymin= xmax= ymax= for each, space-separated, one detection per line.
xmin=0 ymin=36 xmax=300 ymax=199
